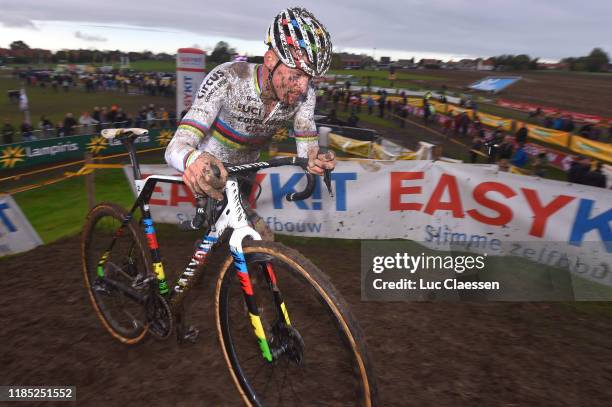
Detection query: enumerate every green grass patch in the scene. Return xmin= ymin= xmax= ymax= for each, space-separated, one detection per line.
xmin=13 ymin=168 xmax=135 ymax=243
xmin=329 ymin=69 xmax=441 ymax=90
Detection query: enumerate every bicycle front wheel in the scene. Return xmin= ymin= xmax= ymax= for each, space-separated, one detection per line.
xmin=215 ymin=240 xmax=376 ymax=406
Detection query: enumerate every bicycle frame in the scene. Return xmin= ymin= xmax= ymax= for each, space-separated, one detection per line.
xmin=98 ymin=165 xmax=291 ymax=362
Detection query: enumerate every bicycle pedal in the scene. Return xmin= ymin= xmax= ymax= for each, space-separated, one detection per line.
xmin=181 ymin=325 xmax=200 ymax=344
xmin=92 ymin=279 xmax=113 ymax=296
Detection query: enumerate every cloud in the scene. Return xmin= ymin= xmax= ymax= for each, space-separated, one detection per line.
xmin=75 ymin=31 xmax=107 ymax=42
xmin=0 ymin=14 xmax=37 ymax=29
xmin=0 ymin=1 xmax=609 ymax=60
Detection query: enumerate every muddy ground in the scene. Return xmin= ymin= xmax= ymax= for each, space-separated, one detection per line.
xmin=1 ymin=231 xmax=612 ymax=406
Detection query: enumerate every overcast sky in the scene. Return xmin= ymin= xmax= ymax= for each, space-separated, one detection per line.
xmin=0 ymin=0 xmax=610 ymax=62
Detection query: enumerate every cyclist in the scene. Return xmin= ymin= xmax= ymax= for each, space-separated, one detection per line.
xmin=165 ymin=7 xmax=336 ymax=239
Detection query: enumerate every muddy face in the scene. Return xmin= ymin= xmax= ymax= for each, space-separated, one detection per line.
xmin=272 ymin=63 xmax=311 ymax=105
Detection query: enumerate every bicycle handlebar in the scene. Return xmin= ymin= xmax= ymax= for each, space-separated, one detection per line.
xmin=214 ymin=157 xmax=330 ymax=202
xmin=180 ymin=157 xmax=332 ymax=232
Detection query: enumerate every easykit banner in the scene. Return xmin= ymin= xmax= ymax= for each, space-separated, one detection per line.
xmin=125 ymin=161 xmax=611 ymax=288
xmin=0 ymin=128 xmax=175 ymax=170
xmin=0 ymin=194 xmax=43 ymax=256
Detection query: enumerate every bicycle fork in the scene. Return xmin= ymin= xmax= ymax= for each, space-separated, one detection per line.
xmin=230 ymin=241 xmax=292 ymax=363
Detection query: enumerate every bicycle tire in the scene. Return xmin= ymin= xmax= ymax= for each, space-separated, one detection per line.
xmin=81 ymin=202 xmax=151 ymax=344
xmin=215 ymin=240 xmax=377 ymax=406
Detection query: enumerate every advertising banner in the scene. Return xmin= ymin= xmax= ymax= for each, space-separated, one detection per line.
xmin=0 ymin=194 xmax=43 ymax=256
xmin=477 ymin=112 xmax=514 ymax=131
xmin=468 ymin=77 xmax=521 ymax=93
xmin=570 ymin=136 xmax=612 ymax=164
xmin=125 ymin=161 xmax=611 ymax=287
xmin=497 ymin=99 xmax=604 ymax=124
xmin=0 ymin=128 xmax=175 ymax=170
xmin=176 ymin=48 xmax=206 ymax=115
xmin=524 ymin=124 xmax=570 ymax=148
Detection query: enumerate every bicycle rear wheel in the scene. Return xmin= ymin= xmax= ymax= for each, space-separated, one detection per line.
xmin=215 ymin=240 xmax=376 ymax=406
xmin=81 ymin=202 xmax=150 ymax=344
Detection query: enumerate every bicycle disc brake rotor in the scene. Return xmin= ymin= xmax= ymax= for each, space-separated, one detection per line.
xmin=271 ymin=323 xmax=305 ymax=364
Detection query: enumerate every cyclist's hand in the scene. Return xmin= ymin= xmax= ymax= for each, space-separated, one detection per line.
xmin=183 ymin=152 xmax=228 ymax=201
xmin=307 ymin=147 xmax=336 ymax=176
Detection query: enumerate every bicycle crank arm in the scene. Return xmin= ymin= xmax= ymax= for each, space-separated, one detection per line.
xmin=97 ymin=277 xmax=147 ymax=305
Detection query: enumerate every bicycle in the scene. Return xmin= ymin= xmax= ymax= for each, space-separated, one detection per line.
xmin=81 ymin=128 xmax=377 ymax=406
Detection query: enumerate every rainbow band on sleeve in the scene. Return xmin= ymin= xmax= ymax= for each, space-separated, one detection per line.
xmin=184 ymin=149 xmax=201 ymax=169
xmin=294 ymin=130 xmax=319 ymax=142
xmin=178 ymin=119 xmax=209 ymax=139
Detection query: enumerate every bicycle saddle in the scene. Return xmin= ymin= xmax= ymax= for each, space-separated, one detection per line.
xmin=101 ymin=128 xmax=149 ymax=140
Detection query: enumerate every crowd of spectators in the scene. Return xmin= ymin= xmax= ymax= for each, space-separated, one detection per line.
xmin=1 ymin=104 xmax=178 ymax=143
xmin=14 ymin=68 xmax=176 ymax=97
xmin=315 ymin=84 xmax=608 ymax=188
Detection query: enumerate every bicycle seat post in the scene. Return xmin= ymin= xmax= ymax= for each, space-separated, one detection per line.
xmin=122 ymin=136 xmax=142 ymax=180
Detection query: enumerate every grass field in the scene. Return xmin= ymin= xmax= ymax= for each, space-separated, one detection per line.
xmin=329 ymin=69 xmax=441 ymax=90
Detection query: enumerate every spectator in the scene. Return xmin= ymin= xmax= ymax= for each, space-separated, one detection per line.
xmin=55 ymin=123 xmax=65 ymax=138
xmin=532 ymin=152 xmax=548 ymax=177
xmin=378 ymin=96 xmax=385 ymax=118
xmin=515 ymin=123 xmax=528 ymax=144
xmin=552 ymin=115 xmax=564 ymax=130
xmin=92 ymin=106 xmax=101 ymax=123
xmin=2 ymin=120 xmax=15 ymax=144
xmin=124 ymin=114 xmax=134 ymax=128
xmin=169 ymin=110 xmax=177 ymax=127
xmin=567 ymin=156 xmax=591 ymax=184
xmin=79 ymin=111 xmax=98 ymax=135
xmin=107 ymin=105 xmax=118 ymax=125
xmin=485 ymin=126 xmax=504 ymax=163
xmin=543 ymin=116 xmax=553 ymax=128
xmin=511 ymin=142 xmax=529 ymax=168
xmin=63 ymin=113 xmax=77 ymax=136
xmin=583 ymin=162 xmax=607 ymax=188
xmin=470 ymin=131 xmax=484 ymax=163
xmin=563 ymin=115 xmax=575 ymax=132
xmin=147 ymin=105 xmax=157 ymax=128
xmin=459 ymin=112 xmax=470 ymax=138
xmin=497 ymin=135 xmax=515 ymax=168
xmin=20 ymin=121 xmax=35 ymax=142
xmin=423 ymin=98 xmax=431 ymax=125
xmin=100 ymin=106 xmax=109 ymax=128
xmin=115 ymin=108 xmax=128 ymax=127
xmin=366 ymin=95 xmax=374 ymax=115
xmin=38 ymin=115 xmax=54 ymax=138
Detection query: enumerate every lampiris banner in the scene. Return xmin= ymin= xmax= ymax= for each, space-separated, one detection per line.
xmin=124 ymin=160 xmax=611 ymax=288
xmin=0 ymin=128 xmax=175 ymax=170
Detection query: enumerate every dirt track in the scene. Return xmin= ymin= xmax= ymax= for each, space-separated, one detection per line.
xmin=403 ymin=69 xmax=612 ymax=117
xmin=2 ymin=232 xmax=612 ymax=406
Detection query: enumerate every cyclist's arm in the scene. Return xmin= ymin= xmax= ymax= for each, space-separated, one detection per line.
xmin=293 ymin=85 xmax=319 ymax=158
xmin=165 ymin=64 xmax=230 ymax=172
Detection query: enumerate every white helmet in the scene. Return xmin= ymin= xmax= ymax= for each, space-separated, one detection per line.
xmin=265 ymin=7 xmax=333 ymax=77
